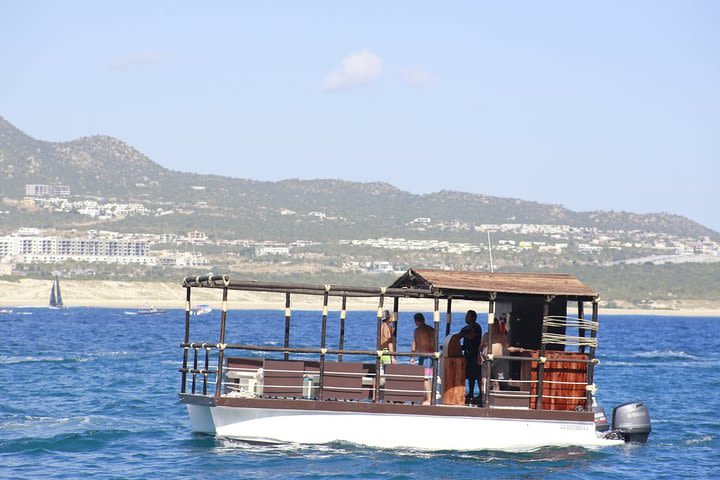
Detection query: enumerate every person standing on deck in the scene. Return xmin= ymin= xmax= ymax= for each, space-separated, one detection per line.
xmin=461 ymin=310 xmax=482 ymax=402
xmin=479 ymin=315 xmax=510 ymax=392
xmin=379 ymin=310 xmax=396 ymax=364
xmin=374 ymin=310 xmax=396 ymax=401
xmin=410 ymin=313 xmax=436 ymax=405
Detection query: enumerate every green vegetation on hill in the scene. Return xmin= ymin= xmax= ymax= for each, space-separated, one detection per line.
xmin=2 ymin=115 xmax=720 ymax=308
xmin=1 ymin=115 xmax=716 ymax=240
xmin=565 ymin=263 xmax=720 ymax=306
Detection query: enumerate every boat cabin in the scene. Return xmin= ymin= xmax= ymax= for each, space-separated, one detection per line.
xmin=179 ymin=269 xmax=600 ymax=418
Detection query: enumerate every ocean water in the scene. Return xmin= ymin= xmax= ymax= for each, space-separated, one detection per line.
xmin=1 ymin=307 xmax=719 ymax=479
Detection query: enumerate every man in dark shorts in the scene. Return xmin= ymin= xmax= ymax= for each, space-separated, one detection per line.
xmin=460 ymin=310 xmax=482 ymax=403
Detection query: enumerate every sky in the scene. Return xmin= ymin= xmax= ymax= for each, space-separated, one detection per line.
xmin=1 ymin=1 xmax=718 ymax=231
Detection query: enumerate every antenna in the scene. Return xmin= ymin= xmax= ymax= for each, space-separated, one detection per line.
xmin=487 ymin=231 xmax=494 ymax=273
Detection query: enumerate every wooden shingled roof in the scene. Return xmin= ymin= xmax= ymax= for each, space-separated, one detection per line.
xmin=389 ymin=269 xmax=598 ymax=300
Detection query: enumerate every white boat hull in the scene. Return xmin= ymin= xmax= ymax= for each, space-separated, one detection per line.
xmin=186 ymin=404 xmax=622 ymax=451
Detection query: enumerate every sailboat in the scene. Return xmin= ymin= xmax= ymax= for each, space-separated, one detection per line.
xmin=48 ymin=274 xmax=66 ymax=309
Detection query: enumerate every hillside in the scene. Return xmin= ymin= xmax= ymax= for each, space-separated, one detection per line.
xmin=0 ymin=115 xmax=717 ymax=240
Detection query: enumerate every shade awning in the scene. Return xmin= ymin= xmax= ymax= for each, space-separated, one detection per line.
xmin=389 ymin=269 xmax=598 ymax=300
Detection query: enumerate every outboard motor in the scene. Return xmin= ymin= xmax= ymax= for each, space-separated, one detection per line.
xmin=611 ymin=401 xmax=652 ymax=443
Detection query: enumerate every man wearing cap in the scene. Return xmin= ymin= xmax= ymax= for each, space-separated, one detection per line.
xmin=479 ymin=314 xmax=510 ymax=392
xmin=379 ymin=310 xmax=396 ymax=364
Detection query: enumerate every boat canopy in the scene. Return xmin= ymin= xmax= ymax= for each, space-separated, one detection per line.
xmin=182 ymin=269 xmax=597 ymax=302
xmin=389 ymin=269 xmax=598 ymax=302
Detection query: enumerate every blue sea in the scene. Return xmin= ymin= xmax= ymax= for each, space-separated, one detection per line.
xmin=1 ymin=308 xmax=719 ymax=479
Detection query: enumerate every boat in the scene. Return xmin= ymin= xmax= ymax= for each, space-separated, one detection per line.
xmin=125 ymin=307 xmax=166 ymax=315
xmin=190 ymin=304 xmax=212 ymax=316
xmin=138 ymin=306 xmax=166 ymax=315
xmin=0 ymin=308 xmax=13 ymax=314
xmin=48 ymin=273 xmax=66 ymax=309
xmin=178 ymin=270 xmax=651 ymax=451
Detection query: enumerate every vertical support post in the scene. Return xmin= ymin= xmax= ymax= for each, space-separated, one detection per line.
xmin=214 ymin=287 xmax=229 ymax=398
xmin=431 ymin=297 xmax=441 ymax=406
xmin=191 ymin=346 xmax=198 ymax=394
xmin=392 ymin=296 xmax=400 ymax=352
xmin=578 ymin=301 xmax=586 ymax=354
xmin=484 ymin=295 xmax=496 ymax=407
xmin=536 ymin=296 xmax=552 ymax=410
xmin=338 ymin=295 xmax=347 ymax=362
xmin=283 ymin=293 xmax=291 ymax=361
xmin=318 ymin=288 xmax=329 ymax=400
xmin=586 ymin=299 xmax=599 ymax=411
xmin=181 ymin=286 xmax=191 ymax=393
xmin=374 ymin=291 xmax=386 ymax=403
xmin=445 ymin=297 xmax=453 ymax=336
xmin=203 ymin=346 xmax=210 ymax=395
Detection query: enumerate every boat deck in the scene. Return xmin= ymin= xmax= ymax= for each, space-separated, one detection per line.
xmin=180 ymin=393 xmax=593 ymax=422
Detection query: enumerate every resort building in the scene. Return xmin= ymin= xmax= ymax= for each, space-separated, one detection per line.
xmin=255 ymin=245 xmax=291 ymax=257
xmin=0 ymin=230 xmax=151 ymax=265
xmin=25 ymin=184 xmax=71 ymax=197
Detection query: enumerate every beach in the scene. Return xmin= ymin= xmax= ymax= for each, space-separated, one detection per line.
xmin=2 ymin=278 xmax=719 ymax=316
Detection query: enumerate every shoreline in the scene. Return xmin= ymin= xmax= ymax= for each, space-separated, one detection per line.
xmin=2 ymin=278 xmax=719 ymax=317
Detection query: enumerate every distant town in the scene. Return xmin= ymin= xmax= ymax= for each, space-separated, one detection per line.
xmin=2 ymin=183 xmax=718 ymax=280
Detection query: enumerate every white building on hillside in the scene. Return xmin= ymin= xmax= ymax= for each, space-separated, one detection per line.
xmin=255 ymin=245 xmax=290 ymax=256
xmin=0 ymin=230 xmax=151 ymax=265
xmin=25 ymin=184 xmax=70 ymax=197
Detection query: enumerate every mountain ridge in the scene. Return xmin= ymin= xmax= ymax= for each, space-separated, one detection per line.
xmin=0 ymin=115 xmax=716 ymax=238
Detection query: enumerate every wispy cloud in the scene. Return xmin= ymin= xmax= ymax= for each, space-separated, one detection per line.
xmin=400 ymin=67 xmax=435 ymax=88
xmin=322 ymin=50 xmax=382 ymax=91
xmin=111 ymin=50 xmax=168 ymax=69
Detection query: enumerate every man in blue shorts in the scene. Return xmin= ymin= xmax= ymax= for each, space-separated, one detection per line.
xmin=410 ymin=313 xmax=436 ymax=405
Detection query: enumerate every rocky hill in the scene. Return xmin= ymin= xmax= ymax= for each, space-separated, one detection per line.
xmin=0 ymin=115 xmax=716 ymax=239
xmin=0 ymin=117 xmax=165 ymax=197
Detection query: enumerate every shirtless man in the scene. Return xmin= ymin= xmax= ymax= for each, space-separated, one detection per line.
xmin=374 ymin=310 xmax=396 ymax=400
xmin=379 ymin=310 xmax=396 ymax=364
xmin=479 ymin=316 xmax=510 ymax=392
xmin=410 ymin=313 xmax=436 ymax=404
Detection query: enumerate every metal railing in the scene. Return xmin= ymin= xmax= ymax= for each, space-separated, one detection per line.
xmin=180 ymin=339 xmax=598 ymax=409
xmin=180 ymin=342 xmax=435 ymax=403
xmin=179 ymin=283 xmax=599 ymax=412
